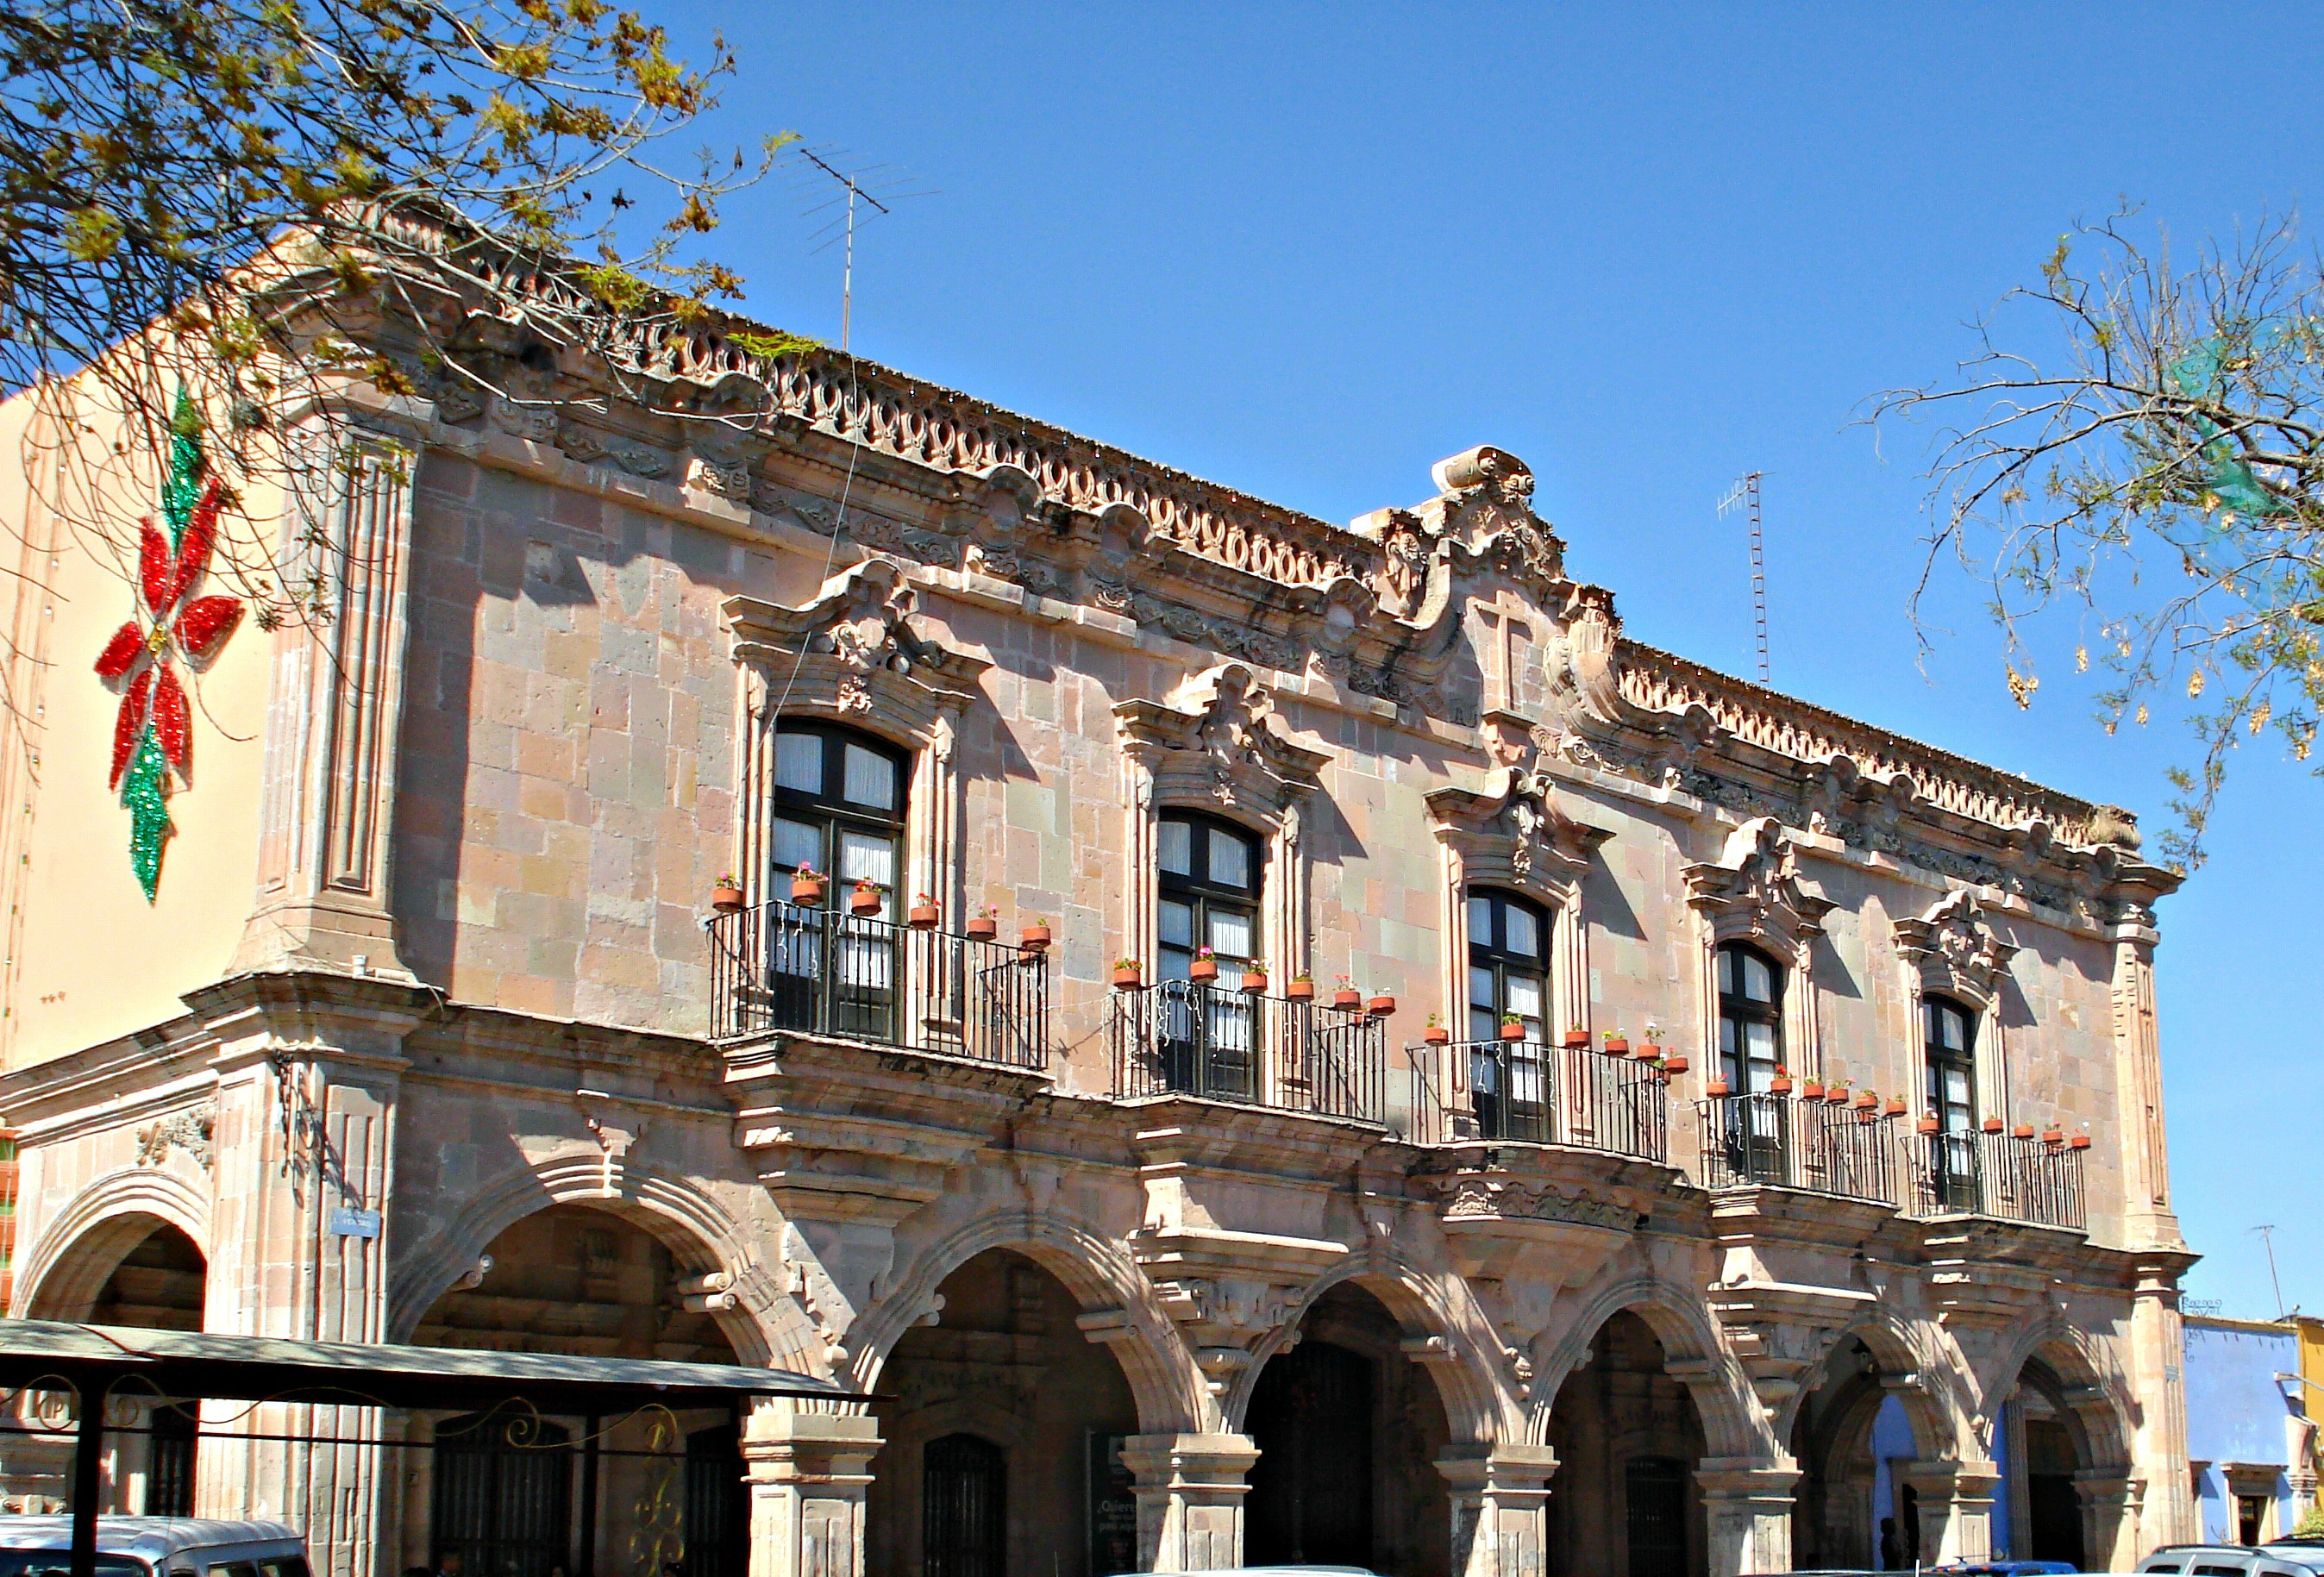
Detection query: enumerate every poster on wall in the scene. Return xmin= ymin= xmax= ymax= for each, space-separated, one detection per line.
xmin=1087 ymin=1430 xmax=1139 ymax=1575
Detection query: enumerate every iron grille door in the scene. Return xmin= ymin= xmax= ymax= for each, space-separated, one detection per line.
xmin=431 ymin=1413 xmax=573 ymax=1577
xmin=923 ymin=1433 xmax=1006 ymax=1577
xmin=684 ymin=1424 xmax=747 ymax=1577
xmin=147 ymin=1401 xmax=197 ymax=1517
xmin=1244 ymin=1341 xmax=1374 ymax=1567
xmin=1625 ymin=1456 xmax=1688 ymax=1577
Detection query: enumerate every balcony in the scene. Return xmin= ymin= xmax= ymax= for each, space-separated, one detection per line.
xmin=1696 ymin=1091 xmax=1900 ymax=1205
xmin=1901 ymin=1127 xmax=2087 ymax=1231
xmin=705 ymin=900 xmax=1049 ymax=1069
xmin=1110 ymin=979 xmax=1387 ymax=1123
xmin=1407 ymin=1038 xmax=1669 ymax=1164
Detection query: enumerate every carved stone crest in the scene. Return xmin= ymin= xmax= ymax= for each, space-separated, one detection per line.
xmin=135 ymin=1106 xmax=216 ymax=1171
xmin=1895 ymin=888 xmax=2017 ymax=1008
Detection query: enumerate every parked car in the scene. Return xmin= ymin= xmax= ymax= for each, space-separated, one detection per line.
xmin=1118 ymin=1568 xmax=1381 ymax=1576
xmin=1932 ymin=1562 xmax=2082 ymax=1575
xmin=2136 ymin=1546 xmax=2324 ymax=1577
xmin=0 ymin=1518 xmax=309 ymax=1577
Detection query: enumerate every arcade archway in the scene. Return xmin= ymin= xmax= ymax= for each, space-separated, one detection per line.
xmin=866 ymin=1246 xmax=1143 ymax=1577
xmin=1240 ymin=1282 xmax=1454 ymax=1577
xmin=1790 ymin=1336 xmax=1945 ymax=1572
xmin=410 ymin=1202 xmax=749 ymax=1577
xmin=1542 ymin=1309 xmax=1709 ymax=1577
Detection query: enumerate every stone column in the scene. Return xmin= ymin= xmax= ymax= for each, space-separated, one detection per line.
xmin=1901 ymin=1460 xmax=1999 ymax=1564
xmin=1696 ymin=1461 xmax=1798 ymax=1577
xmin=231 ymin=422 xmax=423 ymax=981
xmin=191 ymin=974 xmax=416 ymax=1577
xmin=1120 ymin=1433 xmax=1258 ymax=1573
xmin=2005 ymin=1396 xmax=2033 ymax=1560
xmin=742 ymin=1405 xmax=880 ymax=1577
xmin=2131 ymin=1255 xmax=2196 ymax=1548
xmin=1438 ymin=1443 xmax=1558 ymax=1577
xmin=2076 ymin=1471 xmax=2143 ymax=1573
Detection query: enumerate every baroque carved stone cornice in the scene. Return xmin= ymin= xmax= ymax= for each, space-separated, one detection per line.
xmin=1894 ymin=888 xmax=2019 ymax=1009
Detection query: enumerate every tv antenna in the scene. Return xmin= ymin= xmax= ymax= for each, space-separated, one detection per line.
xmin=1716 ymin=472 xmax=1769 ymax=685
xmin=2256 ymin=1224 xmax=2287 ymax=1319
xmin=782 ymin=144 xmax=934 ymax=355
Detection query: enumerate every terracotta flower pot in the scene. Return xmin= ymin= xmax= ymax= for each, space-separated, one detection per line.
xmin=2042 ymin=1127 xmax=2064 ymax=1146
xmin=1770 ymin=1076 xmax=1793 ymax=1095
xmin=1423 ymin=1027 xmax=1450 ymax=1046
xmin=1286 ymin=979 xmax=1315 ymax=1001
xmin=1603 ymin=1036 xmax=1629 ymax=1056
xmin=1243 ymin=972 xmax=1269 ymax=994
xmin=1562 ymin=1030 xmax=1590 ymax=1050
xmin=1500 ymin=1023 xmax=1527 ymax=1042
xmin=1826 ymin=1087 xmax=1850 ymax=1107
xmin=2069 ymin=1133 xmax=2091 ymax=1150
xmin=2014 ymin=1123 xmax=2036 ymax=1140
xmin=1112 ymin=967 xmax=1143 ymax=990
xmin=1885 ymin=1096 xmax=1907 ymax=1117
xmin=711 ymin=885 xmax=745 ymax=914
xmin=966 ymin=917 xmax=998 ymax=942
xmin=1917 ymin=1115 xmax=1941 ymax=1135
xmin=850 ymin=887 xmax=883 ymax=917
xmin=1332 ymin=989 xmax=1362 ymax=1011
xmin=909 ymin=904 xmax=940 ymax=929
xmin=791 ymin=875 xmax=825 ymax=905
xmin=1854 ymin=1091 xmax=1878 ymax=1111
xmin=1020 ymin=923 xmax=1052 ymax=952
xmin=1189 ymin=958 xmax=1219 ymax=982
xmin=1367 ymin=994 xmax=1396 ymax=1017
xmin=1663 ymin=1054 xmax=1688 ymax=1075
xmin=1802 ymin=1080 xmax=1826 ymax=1101
xmin=1707 ymin=1077 xmax=1732 ymax=1097
xmin=1983 ymin=1117 xmax=2005 ymax=1134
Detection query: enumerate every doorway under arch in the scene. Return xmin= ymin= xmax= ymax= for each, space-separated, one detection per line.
xmin=13 ymin=1217 xmax=208 ymax=1515
xmin=410 ymin=1204 xmax=746 ymax=1577
xmin=1241 ymin=1282 xmax=1454 ymax=1577
xmin=867 ymin=1247 xmax=1143 ymax=1577
xmin=1790 ymin=1336 xmax=1943 ymax=1572
xmin=1541 ymin=1309 xmax=1709 ymax=1577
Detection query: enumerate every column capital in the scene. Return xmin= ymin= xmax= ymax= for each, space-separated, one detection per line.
xmin=1435 ymin=1441 xmax=1560 ymax=1495
xmin=1122 ymin=1432 xmax=1256 ymax=1574
xmin=1119 ymin=1431 xmax=1261 ymax=1489
xmin=1694 ymin=1459 xmax=1801 ymax=1503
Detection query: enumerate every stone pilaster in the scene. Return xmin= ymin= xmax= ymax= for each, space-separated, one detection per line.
xmin=188 ymin=973 xmax=417 ymax=1577
xmin=1901 ymin=1460 xmax=1999 ymax=1564
xmin=233 ymin=425 xmax=422 ymax=981
xmin=1438 ymin=1443 xmax=1558 ymax=1577
xmin=1120 ymin=1433 xmax=1258 ymax=1573
xmin=1696 ymin=1461 xmax=1797 ymax=1577
xmin=2131 ymin=1253 xmax=2197 ymax=1548
xmin=742 ymin=1405 xmax=880 ymax=1577
xmin=2076 ymin=1470 xmax=2144 ymax=1573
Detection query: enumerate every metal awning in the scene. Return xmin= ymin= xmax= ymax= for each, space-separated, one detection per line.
xmin=0 ymin=1317 xmax=855 ymax=1410
xmin=0 ymin=1319 xmax=862 ymax=1577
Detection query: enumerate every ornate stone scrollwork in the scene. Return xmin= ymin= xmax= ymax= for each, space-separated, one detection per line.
xmin=1116 ymin=663 xmax=1327 ymax=817
xmin=1894 ymin=888 xmax=2018 ymax=1010
xmin=1683 ymin=817 xmax=1834 ymax=954
xmin=135 ymin=1105 xmax=216 ymax=1170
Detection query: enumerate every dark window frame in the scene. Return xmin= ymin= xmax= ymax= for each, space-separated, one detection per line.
xmin=1922 ymin=996 xmax=1978 ymax=1134
xmin=1716 ymin=942 xmax=1785 ymax=1095
xmin=1156 ymin=810 xmax=1264 ymax=976
xmin=767 ymin=720 xmax=909 ymax=909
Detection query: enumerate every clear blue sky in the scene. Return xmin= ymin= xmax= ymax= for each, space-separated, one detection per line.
xmin=667 ymin=3 xmax=2321 ymax=1317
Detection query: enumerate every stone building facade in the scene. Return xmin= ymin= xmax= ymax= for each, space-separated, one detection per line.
xmin=0 ymin=299 xmax=2196 ymax=1577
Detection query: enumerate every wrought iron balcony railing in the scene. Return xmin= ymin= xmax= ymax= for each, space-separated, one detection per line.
xmin=1901 ymin=1127 xmax=2087 ymax=1230
xmin=705 ymin=900 xmax=1049 ymax=1069
xmin=1110 ymin=979 xmax=1386 ymax=1124
xmin=1406 ymin=1039 xmax=1669 ymax=1164
xmin=1696 ymin=1091 xmax=1901 ymax=1206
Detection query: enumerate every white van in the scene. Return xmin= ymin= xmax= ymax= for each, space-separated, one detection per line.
xmin=0 ymin=1518 xmax=309 ymax=1577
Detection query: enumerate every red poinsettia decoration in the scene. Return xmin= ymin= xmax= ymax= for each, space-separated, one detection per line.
xmin=93 ymin=479 xmax=243 ymax=789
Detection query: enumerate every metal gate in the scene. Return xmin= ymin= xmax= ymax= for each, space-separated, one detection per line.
xmin=1625 ymin=1456 xmax=1688 ymax=1577
xmin=683 ymin=1424 xmax=747 ymax=1577
xmin=1244 ymin=1341 xmax=1373 ymax=1567
xmin=431 ymin=1413 xmax=574 ymax=1577
xmin=923 ymin=1433 xmax=1005 ymax=1577
xmin=146 ymin=1402 xmax=197 ymax=1517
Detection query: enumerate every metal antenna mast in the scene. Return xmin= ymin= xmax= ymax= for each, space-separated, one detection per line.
xmin=1717 ymin=472 xmax=1769 ymax=684
xmin=794 ymin=146 xmax=892 ymax=356
xmin=2256 ymin=1223 xmax=2287 ymax=1318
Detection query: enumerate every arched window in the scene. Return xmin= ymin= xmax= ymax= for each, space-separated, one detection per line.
xmin=767 ymin=722 xmax=909 ymax=1040
xmin=1467 ymin=890 xmax=1549 ymax=1041
xmin=1924 ymin=997 xmax=1976 ymax=1133
xmin=1716 ymin=942 xmax=1783 ymax=1095
xmin=1468 ymin=889 xmax=1550 ymax=1142
xmin=1157 ymin=812 xmax=1262 ymax=979
xmin=769 ymin=720 xmax=908 ymax=916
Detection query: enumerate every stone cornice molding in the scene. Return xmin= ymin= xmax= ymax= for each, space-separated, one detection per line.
xmin=1895 ymin=889 xmax=2019 ymax=1011
xmin=1683 ymin=817 xmax=1835 ymax=960
xmin=724 ymin=555 xmax=991 ymax=729
xmin=1115 ymin=663 xmax=1327 ymax=827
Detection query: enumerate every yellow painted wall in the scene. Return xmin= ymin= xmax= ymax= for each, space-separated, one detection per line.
xmin=0 ymin=377 xmax=271 ymax=1067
